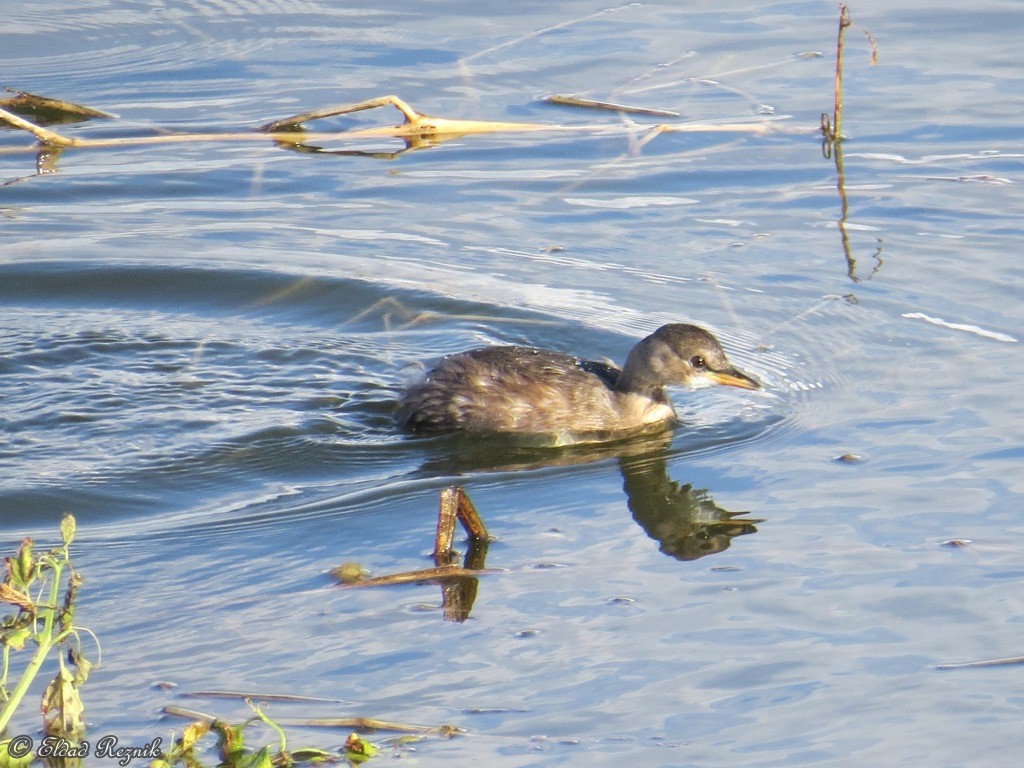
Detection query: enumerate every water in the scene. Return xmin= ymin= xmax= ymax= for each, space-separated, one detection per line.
xmin=2 ymin=0 xmax=1023 ymax=765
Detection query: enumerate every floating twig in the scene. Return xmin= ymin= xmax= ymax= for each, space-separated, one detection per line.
xmin=162 ymin=706 xmax=451 ymax=735
xmin=181 ymin=691 xmax=350 ymax=704
xmin=258 ymin=94 xmax=545 ymax=139
xmin=542 ymin=94 xmax=679 ymax=118
xmin=161 ymin=705 xmax=218 ymax=723
xmin=334 ymin=486 xmax=493 ymax=622
xmin=336 ymin=563 xmax=494 ymax=589
xmin=279 ymin=717 xmax=456 ymax=735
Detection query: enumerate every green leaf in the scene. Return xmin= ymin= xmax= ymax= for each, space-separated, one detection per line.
xmin=234 ymin=745 xmax=274 ymax=768
xmin=180 ymin=721 xmax=210 ymax=752
xmin=342 ymin=734 xmax=377 ymax=765
xmin=213 ymin=720 xmax=249 ymax=764
xmin=7 ymin=539 xmax=35 ymax=589
xmin=41 ymin=664 xmax=86 ymax=742
xmin=288 ymin=747 xmax=336 ymax=763
xmin=70 ymin=648 xmax=93 ymax=686
xmin=1 ymin=624 xmax=33 ymax=650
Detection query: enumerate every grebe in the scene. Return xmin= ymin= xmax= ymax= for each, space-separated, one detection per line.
xmin=397 ymin=323 xmax=759 ymax=440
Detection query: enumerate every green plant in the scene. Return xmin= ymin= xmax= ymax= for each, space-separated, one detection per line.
xmin=0 ymin=515 xmax=95 ymax=755
xmin=155 ymin=702 xmax=377 ymax=768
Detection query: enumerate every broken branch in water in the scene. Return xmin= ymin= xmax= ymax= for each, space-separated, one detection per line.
xmin=0 ymin=91 xmax=786 ymax=163
xmin=258 ymin=94 xmax=549 ymax=141
xmin=333 ymin=486 xmax=493 ymax=623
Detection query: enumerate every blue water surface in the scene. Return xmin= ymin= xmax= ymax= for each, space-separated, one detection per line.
xmin=2 ymin=1 xmax=1023 ymax=765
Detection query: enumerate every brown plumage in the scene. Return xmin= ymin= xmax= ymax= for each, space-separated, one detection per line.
xmin=397 ymin=324 xmax=759 ymax=442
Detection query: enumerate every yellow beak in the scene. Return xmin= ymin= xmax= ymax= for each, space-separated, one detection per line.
xmin=708 ymin=368 xmax=761 ymax=390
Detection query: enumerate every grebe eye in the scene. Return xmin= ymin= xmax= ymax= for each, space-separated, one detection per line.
xmin=689 ymin=355 xmax=706 ymax=370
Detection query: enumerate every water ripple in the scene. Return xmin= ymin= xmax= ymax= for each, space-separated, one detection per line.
xmin=0 ymin=259 xmax=848 ymax=531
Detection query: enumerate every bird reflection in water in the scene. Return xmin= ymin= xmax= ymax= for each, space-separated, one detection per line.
xmin=347 ymin=433 xmax=763 ymax=622
xmin=416 ymin=428 xmax=762 ymax=563
xmin=618 ymin=449 xmax=762 ymax=561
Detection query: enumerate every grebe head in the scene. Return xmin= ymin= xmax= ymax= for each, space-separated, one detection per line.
xmin=618 ymin=324 xmax=760 ymax=396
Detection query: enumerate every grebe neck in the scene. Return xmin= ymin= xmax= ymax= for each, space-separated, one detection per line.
xmin=615 ymin=336 xmax=668 ymax=399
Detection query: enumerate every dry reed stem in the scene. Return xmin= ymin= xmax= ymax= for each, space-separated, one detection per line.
xmin=0 ymin=106 xmax=74 ymax=146
xmin=832 ymin=5 xmax=851 ymax=141
xmin=822 ymin=5 xmax=877 ymax=144
xmin=181 ymin=691 xmax=348 ymax=704
xmin=282 ymin=717 xmax=447 ymax=734
xmin=542 ymin=94 xmax=679 ymax=118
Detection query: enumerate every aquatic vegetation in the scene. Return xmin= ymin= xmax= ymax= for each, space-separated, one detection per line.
xmin=0 ymin=514 xmax=92 ymax=765
xmin=154 ymin=702 xmax=378 ymax=768
xmin=0 ymin=519 xmax=391 ymax=768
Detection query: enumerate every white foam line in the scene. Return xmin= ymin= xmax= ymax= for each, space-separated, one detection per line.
xmin=902 ymin=312 xmax=1017 ymax=343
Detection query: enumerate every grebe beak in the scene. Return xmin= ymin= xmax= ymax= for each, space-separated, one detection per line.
xmin=708 ymin=367 xmax=761 ymax=391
